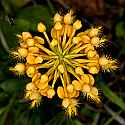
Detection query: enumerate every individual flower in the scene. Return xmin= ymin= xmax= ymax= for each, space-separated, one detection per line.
xmin=57 ymin=85 xmax=79 ymax=117
xmin=99 ymin=55 xmax=118 ymax=72
xmin=10 ymin=63 xmax=25 ymax=75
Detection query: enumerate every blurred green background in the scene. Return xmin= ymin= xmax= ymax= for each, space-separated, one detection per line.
xmin=0 ymin=0 xmax=125 ymax=125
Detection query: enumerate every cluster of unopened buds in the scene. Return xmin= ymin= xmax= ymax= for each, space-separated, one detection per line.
xmin=10 ymin=10 xmax=118 ymax=117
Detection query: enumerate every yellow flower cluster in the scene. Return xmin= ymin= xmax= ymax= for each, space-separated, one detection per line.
xmin=10 ymin=10 xmax=118 ymax=117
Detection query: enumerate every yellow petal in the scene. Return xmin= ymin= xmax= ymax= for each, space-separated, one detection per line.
xmin=57 ymin=86 xmax=65 ymax=99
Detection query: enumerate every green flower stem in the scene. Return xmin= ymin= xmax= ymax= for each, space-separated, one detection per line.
xmin=70 ymin=42 xmax=83 ymax=51
xmin=0 ymin=28 xmax=9 ymax=52
xmin=64 ymin=29 xmax=76 ymax=49
xmin=48 ymin=71 xmax=54 ymax=82
xmin=76 ymin=31 xmax=89 ymax=37
xmin=60 ymin=73 xmax=68 ymax=96
xmin=62 ymin=43 xmax=74 ymax=55
xmin=57 ymin=30 xmax=62 ymax=53
xmin=70 ymin=44 xmax=88 ymax=54
xmin=73 ymin=59 xmax=98 ymax=63
xmin=63 ymin=58 xmax=76 ymax=68
xmin=35 ymin=44 xmax=56 ymax=55
xmin=52 ymin=70 xmax=59 ymax=88
xmin=63 ymin=62 xmax=70 ymax=85
xmin=36 ymin=60 xmax=55 ymax=69
xmin=65 ymin=54 xmax=86 ymax=59
xmin=43 ymin=32 xmax=51 ymax=46
xmin=71 ymin=61 xmax=89 ymax=69
xmin=31 ymin=53 xmax=58 ymax=60
xmin=66 ymin=65 xmax=81 ymax=81
xmin=46 ymin=60 xmax=59 ymax=76
xmin=62 ymin=25 xmax=67 ymax=48
xmin=1 ymin=95 xmax=16 ymax=125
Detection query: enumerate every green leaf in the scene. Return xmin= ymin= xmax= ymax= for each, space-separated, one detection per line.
xmin=0 ymin=79 xmax=25 ymax=94
xmin=115 ymin=22 xmax=125 ymax=39
xmin=15 ymin=5 xmax=52 ymax=31
xmin=46 ymin=0 xmax=56 ymax=14
xmin=1 ymin=0 xmax=12 ymax=14
xmin=11 ymin=0 xmax=31 ymax=8
xmin=46 ymin=112 xmax=65 ymax=125
xmin=100 ymin=83 xmax=125 ymax=111
xmin=0 ymin=107 xmax=7 ymax=116
xmin=81 ymin=107 xmax=96 ymax=118
xmin=73 ymin=120 xmax=85 ymax=125
xmin=0 ymin=93 xmax=8 ymax=102
xmin=14 ymin=18 xmax=31 ymax=31
xmin=13 ymin=111 xmax=29 ymax=125
xmin=0 ymin=21 xmax=19 ymax=48
xmin=103 ymin=110 xmax=121 ymax=125
xmin=65 ymin=119 xmax=86 ymax=125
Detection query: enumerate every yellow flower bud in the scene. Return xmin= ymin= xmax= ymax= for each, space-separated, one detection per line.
xmin=47 ymin=88 xmax=55 ymax=98
xmin=87 ymin=50 xmax=97 ymax=59
xmin=72 ymin=80 xmax=81 ymax=90
xmin=75 ymin=67 xmax=84 ymax=75
xmin=54 ymin=13 xmax=63 ymax=23
xmin=64 ymin=99 xmax=78 ymax=117
xmin=26 ymin=82 xmax=36 ymax=91
xmin=51 ymin=28 xmax=57 ymax=39
xmin=99 ymin=56 xmax=108 ymax=66
xmin=91 ymin=87 xmax=98 ymax=96
xmin=54 ymin=22 xmax=63 ymax=30
xmin=57 ymin=86 xmax=65 ymax=99
xmin=39 ymin=87 xmax=48 ymax=96
xmin=91 ymin=37 xmax=100 ymax=47
xmin=37 ymin=22 xmax=46 ymax=32
xmin=26 ymin=38 xmax=35 ymax=47
xmin=25 ymin=90 xmax=41 ymax=107
xmin=34 ymin=56 xmax=43 ymax=64
xmin=11 ymin=63 xmax=25 ymax=75
xmin=28 ymin=47 xmax=39 ymax=53
xmin=80 ymin=74 xmax=90 ymax=84
xmin=72 ymin=37 xmax=81 ymax=44
xmin=74 ymin=91 xmax=80 ymax=98
xmin=82 ymin=84 xmax=91 ymax=93
xmin=58 ymin=64 xmax=64 ymax=73
xmin=20 ymin=42 xmax=28 ymax=48
xmin=69 ymin=90 xmax=77 ymax=98
xmin=99 ymin=56 xmax=118 ymax=71
xmin=73 ymin=20 xmax=82 ymax=30
xmin=18 ymin=48 xmax=28 ymax=58
xmin=89 ymin=66 xmax=99 ymax=74
xmin=50 ymin=39 xmax=58 ymax=47
xmin=84 ymin=44 xmax=94 ymax=53
xmin=34 ymin=36 xmax=44 ymax=44
xmin=22 ymin=32 xmax=32 ymax=41
xmin=35 ymin=80 xmax=48 ymax=90
xmin=26 ymin=54 xmax=35 ymax=64
xmin=62 ymin=98 xmax=70 ymax=108
xmin=88 ymin=27 xmax=102 ymax=37
xmin=32 ymin=72 xmax=41 ymax=83
xmin=67 ymin=84 xmax=74 ymax=93
xmin=64 ymin=12 xmax=73 ymax=24
xmin=40 ymin=74 xmax=48 ymax=83
xmin=26 ymin=66 xmax=36 ymax=77
xmin=67 ymin=25 xmax=73 ymax=37
xmin=88 ymin=74 xmax=95 ymax=86
xmin=81 ymin=35 xmax=90 ymax=43
xmin=87 ymin=62 xmax=98 ymax=67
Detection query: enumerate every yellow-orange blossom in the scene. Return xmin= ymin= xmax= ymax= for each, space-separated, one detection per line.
xmin=10 ymin=10 xmax=118 ymax=117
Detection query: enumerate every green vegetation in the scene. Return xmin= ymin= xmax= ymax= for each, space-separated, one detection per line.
xmin=0 ymin=0 xmax=125 ymax=125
